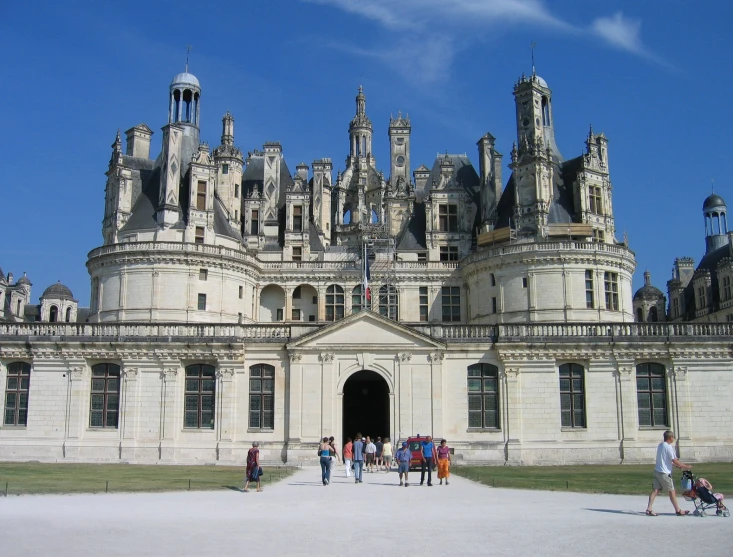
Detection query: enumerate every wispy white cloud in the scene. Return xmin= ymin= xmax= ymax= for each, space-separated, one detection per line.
xmin=306 ymin=0 xmax=665 ymax=83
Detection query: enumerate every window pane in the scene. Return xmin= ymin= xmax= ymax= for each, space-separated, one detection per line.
xmin=7 ymin=377 xmax=18 ymax=390
xmin=20 ymin=377 xmax=29 ymax=390
xmin=92 ymin=368 xmax=106 ymax=377
xmin=572 ymin=379 xmax=583 ymax=392
xmin=263 ymin=395 xmax=273 ymax=412
xmin=560 ymin=394 xmax=571 ymax=411
xmin=249 ymin=395 xmax=261 ymax=411
xmin=90 ymin=411 xmax=103 ymax=427
xmin=18 ymin=393 xmax=28 ymax=408
xmin=263 ymin=366 xmax=275 ymax=378
xmin=263 ymin=412 xmax=274 ymax=429
xmin=484 ymin=411 xmax=498 ymax=429
xmin=561 ymin=412 xmax=572 ymax=427
xmin=653 ymin=409 xmax=667 ymax=426
xmin=483 ymin=378 xmax=497 ymax=392
xmin=484 ymin=394 xmax=497 ymax=411
xmin=467 ymin=366 xmax=481 ymax=377
xmin=186 ymin=368 xmax=199 ymax=377
xmin=250 ymin=379 xmax=261 ymax=393
xmin=202 ymin=379 xmax=215 ymax=392
xmin=559 ymin=378 xmax=570 ymax=392
xmin=4 ymin=409 xmax=15 ymax=425
xmin=468 ymin=394 xmax=482 ymax=411
xmin=107 ymin=378 xmax=119 ymax=392
xmin=468 ymin=412 xmax=482 ymax=428
xmin=17 ymin=409 xmax=27 ymax=426
xmin=262 ymin=379 xmax=274 ymax=393
xmin=91 ymin=378 xmax=106 ymax=392
xmin=467 ymin=379 xmax=482 ymax=392
xmin=652 ymin=393 xmax=666 ymax=410
xmin=6 ymin=392 xmax=16 ymax=408
xmin=637 ymin=393 xmax=650 ymax=410
xmin=573 ymin=394 xmax=584 ymax=410
xmin=106 ymin=412 xmax=118 ymax=428
xmin=201 ymin=412 xmax=214 ymax=428
xmin=184 ymin=412 xmax=198 ymax=428
xmin=651 ymin=377 xmax=665 ymax=391
xmin=637 ymin=378 xmax=650 ymax=392
xmin=186 ymin=380 xmax=199 ymax=392
xmin=90 ymin=394 xmax=104 ymax=411
xmin=201 ymin=396 xmax=214 ymax=412
xmin=250 ymin=366 xmax=262 ymax=377
xmin=185 ymin=396 xmax=199 ymax=411
xmin=106 ymin=394 xmax=119 ymax=410
xmin=249 ymin=412 xmax=261 ymax=428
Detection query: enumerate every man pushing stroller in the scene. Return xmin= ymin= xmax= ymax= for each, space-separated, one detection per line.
xmin=646 ymin=430 xmax=693 ymax=516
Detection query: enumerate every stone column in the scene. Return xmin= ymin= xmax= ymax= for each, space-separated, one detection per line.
xmin=66 ymin=364 xmax=87 ymax=441
xmin=614 ymin=358 xmax=638 ymax=460
xmin=428 ymin=352 xmax=444 ymax=437
xmin=317 ymin=286 xmax=327 ymax=322
xmin=502 ymin=366 xmax=522 ymax=464
xmin=345 ymin=284 xmax=354 ymax=315
xmin=397 ymin=352 xmax=413 ymax=437
xmin=215 ymin=366 xmax=238 ymax=461
xmin=159 ymin=363 xmax=180 ymax=461
xmin=120 ymin=365 xmax=139 ymax=458
xmin=284 ymin=286 xmax=293 ymax=322
xmin=287 ymin=352 xmax=303 ymax=443
xmin=670 ymin=365 xmax=692 ymax=457
xmin=320 ymin=352 xmax=335 ymax=436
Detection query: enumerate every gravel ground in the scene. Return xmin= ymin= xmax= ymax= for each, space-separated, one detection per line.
xmin=0 ymin=465 xmax=730 ymax=556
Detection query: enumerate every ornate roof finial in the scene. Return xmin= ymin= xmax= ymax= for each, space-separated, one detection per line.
xmin=531 ymin=41 xmax=537 ymax=76
xmin=186 ymin=45 xmax=191 ymax=73
xmin=712 ymin=177 xmax=715 ymax=193
xmin=112 ymin=129 xmax=121 ymax=151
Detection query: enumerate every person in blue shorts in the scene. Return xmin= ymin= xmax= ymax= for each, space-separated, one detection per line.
xmin=395 ymin=442 xmax=412 ymax=487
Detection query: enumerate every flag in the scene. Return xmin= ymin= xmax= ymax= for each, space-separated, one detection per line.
xmin=363 ymin=244 xmax=371 ymax=302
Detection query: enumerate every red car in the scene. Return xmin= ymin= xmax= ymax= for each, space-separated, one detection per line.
xmin=404 ymin=435 xmax=432 ymax=470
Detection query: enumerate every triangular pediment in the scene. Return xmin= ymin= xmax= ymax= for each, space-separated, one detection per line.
xmin=287 ymin=311 xmax=445 ymax=350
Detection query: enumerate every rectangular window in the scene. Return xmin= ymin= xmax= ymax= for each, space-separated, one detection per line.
xmin=585 ymin=270 xmax=595 ymax=309
xmin=238 ymin=285 xmax=243 ymax=299
xmin=196 ymin=181 xmax=206 ymax=210
xmin=195 ymin=226 xmax=205 ymax=244
xmin=90 ymin=363 xmax=120 ymax=428
xmin=724 ymin=276 xmax=731 ymax=301
xmin=197 ymin=293 xmax=207 ymax=311
xmin=592 ymin=229 xmax=605 ymax=243
xmin=292 ymin=247 xmax=302 ymax=261
xmin=417 ymin=252 xmax=427 ymax=262
xmin=235 ymin=184 xmax=240 ymax=198
xmin=293 ymin=206 xmax=303 ymax=232
xmin=490 ymin=274 xmax=496 ymax=287
xmin=419 ymin=287 xmax=429 ymax=322
xmin=222 ymin=164 xmax=229 ymax=175
xmin=604 ymin=272 xmax=619 ymax=311
xmin=589 ymin=186 xmax=602 ymax=214
xmin=636 ymin=363 xmax=668 ymax=427
xmin=522 ymin=277 xmax=528 ymax=288
xmin=438 ymin=204 xmax=458 ymax=232
xmin=697 ymin=286 xmax=706 ymax=309
xmin=199 ymin=269 xmax=208 ymax=281
xmin=439 ymin=246 xmax=459 ymax=261
xmin=559 ymin=363 xmax=586 ymax=428
xmin=491 ymin=297 xmax=497 ymax=313
xmin=184 ymin=364 xmax=215 ymax=429
xmin=293 ymin=286 xmax=301 ymax=299
xmin=467 ymin=364 xmax=499 ymax=429
xmin=441 ymin=286 xmax=461 ymax=322
xmin=276 ymin=308 xmax=284 ymax=321
xmin=291 ymin=308 xmax=301 ymax=321
xmin=4 ymin=362 xmax=30 ymax=426
xmin=672 ymin=297 xmax=680 ymax=318
xmin=249 ymin=364 xmax=275 ymax=429
xmin=251 ymin=210 xmax=259 ymax=235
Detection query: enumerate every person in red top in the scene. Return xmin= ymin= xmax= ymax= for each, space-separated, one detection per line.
xmin=343 ymin=437 xmax=354 ymax=478
xmin=437 ymin=439 xmax=451 ymax=485
xmin=244 ymin=441 xmax=262 ymax=493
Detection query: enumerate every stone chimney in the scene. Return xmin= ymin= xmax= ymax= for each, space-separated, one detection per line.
xmin=125 ymin=124 xmax=154 ymax=158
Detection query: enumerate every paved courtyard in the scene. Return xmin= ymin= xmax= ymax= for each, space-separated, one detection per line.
xmin=0 ymin=466 xmax=730 ymax=556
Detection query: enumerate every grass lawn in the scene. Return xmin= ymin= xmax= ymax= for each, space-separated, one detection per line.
xmin=0 ymin=463 xmax=297 ymax=495
xmin=453 ymin=463 xmax=733 ymax=495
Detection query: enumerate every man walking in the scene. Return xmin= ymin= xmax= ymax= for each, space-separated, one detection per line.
xmin=395 ymin=441 xmax=412 ymax=487
xmin=352 ymin=433 xmax=365 ymax=483
xmin=419 ymin=435 xmax=438 ymax=486
xmin=365 ymin=436 xmax=377 ymax=472
xmin=646 ymin=430 xmax=692 ymax=516
xmin=375 ymin=436 xmax=383 ymax=470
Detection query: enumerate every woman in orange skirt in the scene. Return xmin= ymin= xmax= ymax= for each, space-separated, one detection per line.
xmin=437 ymin=439 xmax=451 ymax=485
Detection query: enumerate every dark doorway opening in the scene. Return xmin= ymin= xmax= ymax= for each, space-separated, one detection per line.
xmin=342 ymin=370 xmax=389 ymax=445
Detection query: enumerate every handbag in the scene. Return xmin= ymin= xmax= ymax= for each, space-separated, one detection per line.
xmin=258 ymin=467 xmax=264 ymax=476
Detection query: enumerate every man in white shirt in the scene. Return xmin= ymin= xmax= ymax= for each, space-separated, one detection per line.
xmin=364 ymin=436 xmax=377 ymax=472
xmin=646 ymin=430 xmax=692 ymax=516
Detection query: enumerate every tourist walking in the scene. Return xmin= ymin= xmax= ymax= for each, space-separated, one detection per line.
xmin=395 ymin=441 xmax=412 ymax=486
xmin=419 ymin=435 xmax=438 ymax=486
xmin=244 ymin=441 xmax=262 ymax=493
xmin=343 ymin=437 xmax=353 ymax=478
xmin=375 ymin=437 xmax=384 ymax=469
xmin=382 ymin=437 xmax=393 ymax=471
xmin=437 ymin=439 xmax=451 ymax=485
xmin=319 ymin=437 xmax=333 ymax=485
xmin=646 ymin=430 xmax=692 ymax=515
xmin=328 ymin=436 xmax=340 ymax=475
xmin=352 ymin=433 xmax=365 ymax=483
xmin=365 ymin=436 xmax=377 ymax=472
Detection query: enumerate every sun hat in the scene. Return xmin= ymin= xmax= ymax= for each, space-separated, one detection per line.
xmin=402 ymin=442 xmax=408 ymax=447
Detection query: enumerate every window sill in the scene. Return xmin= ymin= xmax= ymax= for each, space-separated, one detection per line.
xmin=639 ymin=426 xmax=670 ymax=431
xmin=86 ymin=428 xmax=119 ymax=432
xmin=0 ymin=425 xmax=27 ymax=430
xmin=181 ymin=428 xmax=216 ymax=432
xmin=561 ymin=427 xmax=587 ymax=432
xmin=466 ymin=428 xmax=502 ymax=433
xmin=247 ymin=429 xmax=274 ymax=433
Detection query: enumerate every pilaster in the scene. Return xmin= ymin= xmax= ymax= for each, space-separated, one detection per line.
xmin=66 ymin=363 xmax=87 ymax=441
xmin=159 ymin=362 xmax=180 ymax=460
xmin=287 ymin=352 xmax=303 ymax=442
xmin=320 ymin=352 xmax=335 ymax=435
xmin=502 ymin=366 xmax=522 ymax=464
xmin=396 ymin=352 xmax=412 ymax=441
xmin=428 ymin=351 xmax=444 ymax=436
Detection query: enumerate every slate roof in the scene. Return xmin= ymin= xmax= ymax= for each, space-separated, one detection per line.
xmin=41 ymin=282 xmax=76 ymax=301
xmin=241 ymin=155 xmax=295 ymax=206
xmin=397 ymin=202 xmax=427 ymax=251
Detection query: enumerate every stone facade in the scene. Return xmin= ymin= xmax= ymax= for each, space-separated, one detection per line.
xmin=2 ymin=67 xmax=732 ymax=465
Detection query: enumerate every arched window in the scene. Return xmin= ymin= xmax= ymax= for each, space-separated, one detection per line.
xmin=49 ymin=305 xmax=58 ymax=323
xmin=90 ymin=363 xmax=120 ymax=428
xmin=636 ymin=363 xmax=668 ymax=427
xmin=467 ymin=364 xmax=499 ymax=429
xmin=649 ymin=307 xmax=658 ymax=322
xmin=65 ymin=307 xmax=72 ymax=323
xmin=371 ymin=209 xmax=378 ymax=224
xmin=344 ymin=209 xmax=351 ymax=225
xmin=325 ymin=285 xmax=345 ymax=321
xmin=4 ymin=362 xmax=31 ymax=426
xmin=559 ymin=363 xmax=586 ymax=428
xmin=249 ymin=364 xmax=275 ymax=429
xmin=184 ymin=364 xmax=215 ymax=429
xmin=352 ymin=285 xmax=371 ymax=313
xmin=379 ymin=285 xmax=399 ymax=320
xmin=636 ymin=308 xmax=643 ymax=322
xmin=541 ymin=96 xmax=550 ymax=126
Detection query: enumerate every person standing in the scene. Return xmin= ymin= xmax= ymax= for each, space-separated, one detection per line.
xmin=243 ymin=441 xmax=262 ymax=493
xmin=352 ymin=433 xmax=365 ymax=483
xmin=328 ymin=436 xmax=340 ymax=476
xmin=437 ymin=439 xmax=451 ymax=485
xmin=646 ymin=430 xmax=692 ymax=516
xmin=375 ymin=437 xmax=384 ymax=470
xmin=343 ymin=437 xmax=353 ymax=478
xmin=319 ymin=437 xmax=333 ymax=485
xmin=382 ymin=437 xmax=393 ymax=471
xmin=395 ymin=441 xmax=411 ymax=486
xmin=419 ymin=435 xmax=438 ymax=486
xmin=365 ymin=436 xmax=377 ymax=472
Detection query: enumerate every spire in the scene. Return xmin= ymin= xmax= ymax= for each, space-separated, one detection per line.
xmin=186 ymin=45 xmax=191 ymax=73
xmin=644 ymin=270 xmax=651 ymax=286
xmin=112 ymin=129 xmax=121 ymax=152
xmin=221 ymin=111 xmax=234 ymax=146
xmin=356 ymin=85 xmax=366 ymax=116
xmin=531 ymin=41 xmax=537 ymax=76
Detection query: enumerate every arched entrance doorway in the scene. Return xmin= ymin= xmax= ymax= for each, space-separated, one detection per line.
xmin=342 ymin=370 xmax=389 ymax=444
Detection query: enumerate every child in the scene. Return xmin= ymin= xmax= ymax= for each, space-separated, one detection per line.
xmin=395 ymin=441 xmax=412 ymax=487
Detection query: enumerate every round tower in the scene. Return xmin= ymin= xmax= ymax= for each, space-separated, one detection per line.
xmin=169 ymin=72 xmax=201 ymax=128
xmin=703 ymin=192 xmax=728 ymax=254
xmin=633 ymin=271 xmax=666 ymax=322
xmin=349 ymin=86 xmax=373 ymax=161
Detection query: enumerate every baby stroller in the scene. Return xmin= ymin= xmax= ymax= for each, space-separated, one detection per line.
xmin=681 ymin=470 xmax=730 ymax=517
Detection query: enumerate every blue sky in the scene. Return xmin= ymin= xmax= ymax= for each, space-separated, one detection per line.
xmin=1 ymin=0 xmax=731 ymax=308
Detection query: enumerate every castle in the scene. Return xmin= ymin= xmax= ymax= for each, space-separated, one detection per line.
xmin=1 ymin=67 xmax=731 ymax=465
